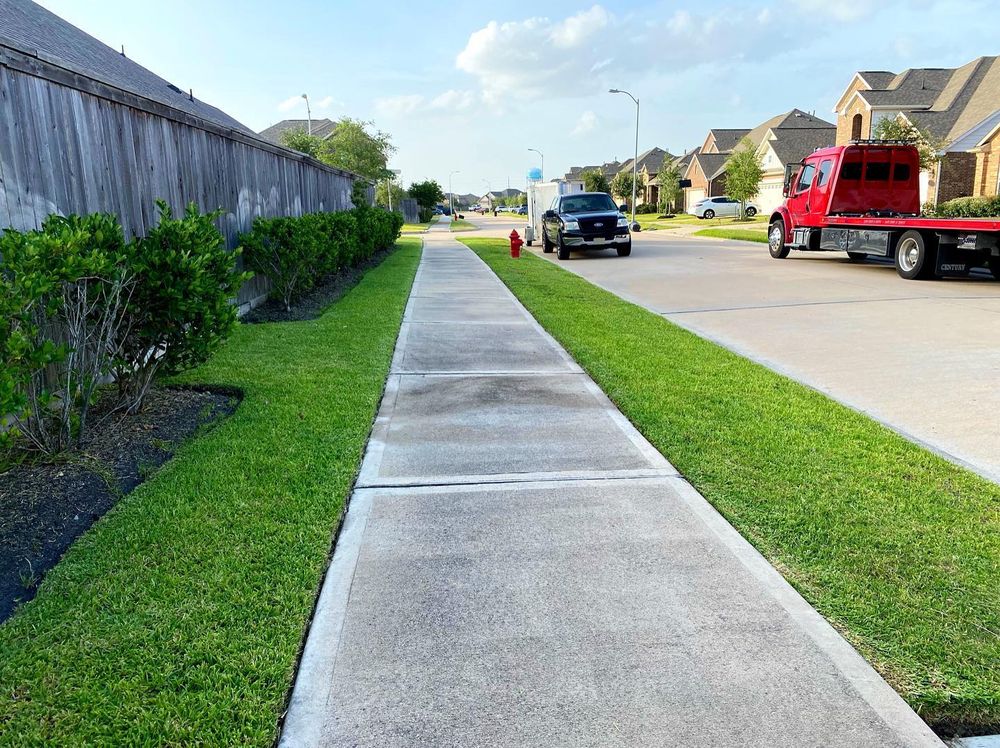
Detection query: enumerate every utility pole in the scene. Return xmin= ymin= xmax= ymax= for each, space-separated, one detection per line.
xmin=610 ymin=88 xmax=640 ymax=228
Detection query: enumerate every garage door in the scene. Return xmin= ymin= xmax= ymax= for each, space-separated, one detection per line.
xmin=685 ymin=189 xmax=705 ymax=212
xmin=756 ymin=180 xmax=784 ymax=214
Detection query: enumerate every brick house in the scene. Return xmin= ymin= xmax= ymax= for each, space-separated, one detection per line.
xmin=833 ymin=56 xmax=1000 ymax=203
xmin=683 ymin=110 xmax=831 ymax=212
xmin=615 ymin=147 xmax=672 ymax=206
xmin=753 ymin=119 xmax=836 ymax=214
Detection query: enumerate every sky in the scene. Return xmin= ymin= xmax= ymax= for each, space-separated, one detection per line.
xmin=35 ymin=0 xmax=995 ymax=197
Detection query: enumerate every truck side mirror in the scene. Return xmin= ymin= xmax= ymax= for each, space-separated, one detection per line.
xmin=618 ymin=204 xmax=629 ymax=213
xmin=782 ymin=163 xmax=799 ymax=198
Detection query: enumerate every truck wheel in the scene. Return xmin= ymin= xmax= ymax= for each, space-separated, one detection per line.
xmin=703 ymin=209 xmax=715 ymax=219
xmin=895 ymin=230 xmax=936 ymax=280
xmin=542 ymin=232 xmax=553 ymax=254
xmin=990 ymin=257 xmax=1000 ymax=281
xmin=847 ymin=252 xmax=867 ymax=263
xmin=768 ymin=218 xmax=790 ymax=259
xmin=617 ymin=241 xmax=632 ymax=257
xmin=557 ymin=234 xmax=571 ymax=261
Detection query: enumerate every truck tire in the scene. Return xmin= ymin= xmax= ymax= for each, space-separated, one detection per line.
xmin=990 ymin=257 xmax=1000 ymax=281
xmin=617 ymin=241 xmax=632 ymax=257
xmin=894 ymin=230 xmax=936 ymax=280
xmin=542 ymin=231 xmax=553 ymax=253
xmin=768 ymin=218 xmax=790 ymax=259
xmin=557 ymin=234 xmax=571 ymax=261
xmin=847 ymin=252 xmax=867 ymax=263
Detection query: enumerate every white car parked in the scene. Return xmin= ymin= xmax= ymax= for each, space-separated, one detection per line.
xmin=693 ymin=196 xmax=759 ymax=219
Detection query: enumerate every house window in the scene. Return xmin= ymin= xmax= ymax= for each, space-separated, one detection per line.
xmin=851 ymin=113 xmax=863 ymax=141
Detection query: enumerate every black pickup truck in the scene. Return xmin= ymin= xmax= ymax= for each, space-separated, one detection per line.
xmin=541 ymin=192 xmax=631 ymax=260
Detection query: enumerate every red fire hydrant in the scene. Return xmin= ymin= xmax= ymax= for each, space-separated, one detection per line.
xmin=509 ymin=229 xmax=523 ymax=259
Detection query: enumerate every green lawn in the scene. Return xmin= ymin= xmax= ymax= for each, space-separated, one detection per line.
xmin=635 ymin=213 xmax=767 ymax=231
xmin=401 ymin=216 xmax=439 ymax=233
xmin=0 ymin=240 xmax=421 ymax=744
xmin=695 ymin=227 xmax=769 ymax=243
xmin=459 ymin=237 xmax=1000 ymax=734
xmin=449 ymin=219 xmax=477 ymax=232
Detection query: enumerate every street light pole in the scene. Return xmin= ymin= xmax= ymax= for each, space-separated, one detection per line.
xmin=609 ymin=88 xmax=639 ymax=227
xmin=528 ymin=148 xmax=544 ymax=180
xmin=301 ymin=93 xmax=312 ymax=136
xmin=449 ymin=170 xmax=460 ymax=217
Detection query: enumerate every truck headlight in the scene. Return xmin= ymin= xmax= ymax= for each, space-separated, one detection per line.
xmin=617 ymin=217 xmax=628 ymax=228
xmin=563 ymin=220 xmax=580 ymax=231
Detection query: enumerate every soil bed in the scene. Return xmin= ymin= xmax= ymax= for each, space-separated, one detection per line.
xmin=243 ymin=245 xmax=397 ymax=323
xmin=0 ymin=386 xmax=239 ymax=622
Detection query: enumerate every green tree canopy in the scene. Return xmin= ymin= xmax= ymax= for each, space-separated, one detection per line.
xmin=409 ymin=180 xmax=444 ymax=209
xmin=582 ymin=169 xmax=611 ymax=194
xmin=655 ymin=158 xmax=683 ymax=212
xmin=375 ymin=181 xmax=408 ymax=210
xmin=318 ymin=118 xmax=396 ymax=181
xmin=724 ymin=138 xmax=764 ymax=219
xmin=279 ymin=129 xmax=323 ymax=158
xmin=610 ymin=171 xmax=639 ymax=208
xmin=872 ymin=116 xmax=944 ymax=172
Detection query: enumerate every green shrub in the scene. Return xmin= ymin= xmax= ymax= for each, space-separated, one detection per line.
xmin=242 ymin=206 xmax=402 ymax=311
xmin=117 ymin=201 xmax=248 ymax=413
xmin=0 ymin=213 xmax=132 ymax=453
xmin=635 ymin=203 xmax=659 ymax=214
xmin=933 ymin=195 xmax=1000 ymax=218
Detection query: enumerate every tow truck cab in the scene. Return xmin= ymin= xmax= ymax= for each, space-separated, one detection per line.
xmin=768 ymin=143 xmax=1000 ymax=280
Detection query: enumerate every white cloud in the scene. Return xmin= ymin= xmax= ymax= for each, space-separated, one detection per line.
xmin=429 ymin=89 xmax=477 ymax=111
xmin=374 ymin=94 xmax=425 ymax=117
xmin=790 ymin=0 xmax=874 ymax=21
xmin=571 ymin=110 xmax=598 ymax=136
xmin=454 ymin=4 xmax=783 ymax=104
xmin=277 ymin=95 xmax=304 ymax=113
xmin=315 ymin=96 xmax=338 ymax=110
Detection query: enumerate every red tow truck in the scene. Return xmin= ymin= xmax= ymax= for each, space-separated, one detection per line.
xmin=768 ymin=142 xmax=1000 ymax=280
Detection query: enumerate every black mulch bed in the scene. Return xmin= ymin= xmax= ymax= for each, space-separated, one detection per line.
xmin=242 ymin=245 xmax=398 ymax=324
xmin=0 ymin=386 xmax=239 ymax=623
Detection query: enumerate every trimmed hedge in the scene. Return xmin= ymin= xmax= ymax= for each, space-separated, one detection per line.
xmin=930 ymin=195 xmax=1000 ymax=218
xmin=241 ymin=206 xmax=402 ymax=311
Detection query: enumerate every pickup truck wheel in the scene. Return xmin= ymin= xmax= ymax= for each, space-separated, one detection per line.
xmin=895 ymin=230 xmax=936 ymax=280
xmin=768 ymin=218 xmax=790 ymax=259
xmin=617 ymin=241 xmax=632 ymax=257
xmin=703 ymin=209 xmax=715 ymax=219
xmin=542 ymin=231 xmax=553 ymax=253
xmin=556 ymin=234 xmax=571 ymax=261
xmin=847 ymin=252 xmax=867 ymax=263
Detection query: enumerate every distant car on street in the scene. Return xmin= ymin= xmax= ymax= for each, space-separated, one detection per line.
xmin=514 ymin=205 xmax=528 ymax=215
xmin=541 ymin=191 xmax=631 ymax=260
xmin=693 ymin=196 xmax=759 ymax=219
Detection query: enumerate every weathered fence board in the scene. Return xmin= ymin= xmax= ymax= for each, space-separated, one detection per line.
xmin=0 ymin=42 xmax=363 ymax=308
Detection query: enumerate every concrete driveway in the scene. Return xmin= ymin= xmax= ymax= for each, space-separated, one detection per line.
xmin=527 ymin=231 xmax=1000 ymax=484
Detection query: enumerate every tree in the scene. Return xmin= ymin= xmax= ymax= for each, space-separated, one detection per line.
xmin=280 ymin=129 xmax=323 ymax=158
xmin=872 ymin=116 xmax=944 ymax=172
xmin=724 ymin=138 xmax=764 ymax=220
xmin=582 ymin=169 xmax=611 ymax=194
xmin=655 ymin=158 xmax=683 ymax=213
xmin=375 ymin=181 xmax=408 ymax=210
xmin=317 ymin=118 xmax=396 ymax=182
xmin=408 ymin=180 xmax=445 ymax=222
xmin=610 ymin=171 xmax=639 ymax=209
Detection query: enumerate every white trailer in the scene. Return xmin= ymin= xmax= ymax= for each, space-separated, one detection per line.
xmin=525 ymin=179 xmax=584 ymax=246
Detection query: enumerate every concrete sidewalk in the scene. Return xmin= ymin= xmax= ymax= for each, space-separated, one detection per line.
xmin=279 ymin=233 xmax=943 ymax=747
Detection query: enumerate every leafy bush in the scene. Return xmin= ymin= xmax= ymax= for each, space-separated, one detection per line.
xmin=116 ymin=202 xmax=248 ymax=413
xmin=0 ymin=213 xmax=132 ymax=453
xmin=931 ymin=196 xmax=1000 ymax=218
xmin=635 ymin=203 xmax=659 ymax=214
xmin=241 ymin=206 xmax=402 ymax=311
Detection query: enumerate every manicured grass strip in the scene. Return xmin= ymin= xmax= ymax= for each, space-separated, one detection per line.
xmin=449 ymin=219 xmax=477 ymax=232
xmin=461 ymin=237 xmax=1000 ymax=733
xmin=0 ymin=240 xmax=421 ymax=744
xmin=695 ymin=228 xmax=768 ymax=243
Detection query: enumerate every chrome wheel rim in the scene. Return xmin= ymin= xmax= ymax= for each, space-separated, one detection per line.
xmin=898 ymin=237 xmax=920 ymax=272
xmin=769 ymin=225 xmax=783 ymax=252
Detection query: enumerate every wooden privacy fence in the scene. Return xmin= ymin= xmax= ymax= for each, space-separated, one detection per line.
xmin=0 ymin=40 xmax=365 ymax=310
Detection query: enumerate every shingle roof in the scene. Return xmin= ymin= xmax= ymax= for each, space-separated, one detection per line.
xmin=767 ymin=126 xmax=836 ymax=165
xmin=0 ymin=0 xmax=253 ymax=134
xmin=744 ymin=110 xmax=834 ymax=149
xmin=707 ymin=129 xmax=750 ymax=153
xmin=851 ymin=57 xmax=1000 ymax=143
xmin=858 ymin=71 xmax=896 ymax=89
xmin=259 ymin=118 xmax=338 ymax=144
xmin=688 ymin=153 xmax=729 ymax=182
